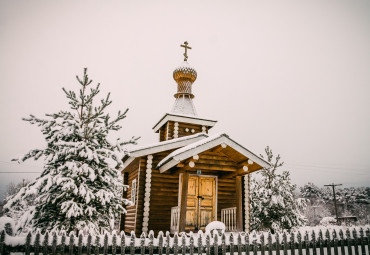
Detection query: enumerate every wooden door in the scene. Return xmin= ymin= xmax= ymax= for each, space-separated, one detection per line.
xmin=183 ymin=176 xmax=216 ymax=231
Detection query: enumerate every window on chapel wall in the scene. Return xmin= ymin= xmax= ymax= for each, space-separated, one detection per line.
xmin=131 ymin=179 xmax=137 ymax=205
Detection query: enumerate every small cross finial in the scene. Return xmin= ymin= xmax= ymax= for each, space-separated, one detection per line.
xmin=180 ymin=41 xmax=192 ymax=61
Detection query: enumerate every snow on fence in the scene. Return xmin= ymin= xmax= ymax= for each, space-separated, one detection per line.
xmin=0 ymin=227 xmax=369 ymax=255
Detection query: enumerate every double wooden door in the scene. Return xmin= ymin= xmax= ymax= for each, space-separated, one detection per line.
xmin=184 ymin=176 xmax=216 ymax=231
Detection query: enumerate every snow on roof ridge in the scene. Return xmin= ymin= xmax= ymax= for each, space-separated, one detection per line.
xmin=157 ymin=133 xmax=228 ymax=168
xmin=129 ymin=132 xmax=209 ymax=154
xmin=163 ymin=112 xmax=217 ymax=122
xmin=152 ymin=113 xmax=218 ymax=133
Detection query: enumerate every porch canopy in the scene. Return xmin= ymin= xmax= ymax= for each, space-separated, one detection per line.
xmin=156 ymin=133 xmax=270 ymax=232
xmin=157 ymin=133 xmax=270 ymax=174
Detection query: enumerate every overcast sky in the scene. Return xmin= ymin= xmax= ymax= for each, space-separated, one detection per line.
xmin=1 ymin=0 xmax=369 ymax=199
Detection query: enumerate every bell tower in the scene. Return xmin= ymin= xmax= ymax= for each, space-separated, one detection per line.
xmin=153 ymin=42 xmax=217 ymax=141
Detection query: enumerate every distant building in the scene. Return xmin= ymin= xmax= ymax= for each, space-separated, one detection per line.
xmin=337 ymin=216 xmax=358 ymax=226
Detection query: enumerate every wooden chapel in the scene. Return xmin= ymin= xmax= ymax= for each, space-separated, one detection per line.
xmin=120 ymin=42 xmax=270 ymax=235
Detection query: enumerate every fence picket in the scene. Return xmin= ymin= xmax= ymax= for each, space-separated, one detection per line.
xmin=230 ymin=233 xmax=235 ymax=255
xmin=326 ymin=229 xmax=332 ymax=255
xmin=297 ymin=231 xmax=302 ymax=255
xmin=260 ymin=233 xmax=265 ymax=255
xmin=165 ymin=232 xmax=170 ymax=255
xmin=245 ymin=233 xmax=250 ymax=255
xmin=42 ymin=231 xmax=49 ymax=255
xmin=130 ymin=232 xmax=135 ymax=255
xmin=198 ymin=231 xmax=203 ymax=255
xmin=205 ymin=233 xmax=210 ymax=255
xmin=69 ymin=233 xmax=75 ymax=255
xmin=253 ymin=237 xmax=257 ymax=255
xmin=25 ymin=232 xmax=32 ymax=255
xmin=158 ymin=231 xmax=164 ymax=255
xmin=290 ymin=232 xmax=295 ymax=255
xmin=221 ymin=233 xmax=226 ymax=255
xmin=237 ymin=233 xmax=242 ymax=255
xmin=359 ymin=228 xmax=365 ymax=255
xmin=213 ymin=232 xmax=218 ymax=255
xmin=339 ymin=230 xmax=345 ymax=255
xmin=346 ymin=229 xmax=353 ymax=255
xmin=103 ymin=233 xmax=108 ymax=255
xmin=353 ymin=229 xmax=359 ymax=255
xmin=283 ymin=232 xmax=288 ymax=255
xmin=332 ymin=229 xmax=339 ymax=255
xmin=189 ymin=233 xmax=194 ymax=255
xmin=0 ymin=230 xmax=5 ymax=255
xmin=140 ymin=232 xmax=145 ymax=255
xmin=267 ymin=232 xmax=272 ymax=255
xmin=87 ymin=233 xmax=92 ymax=255
xmin=276 ymin=232 xmax=281 ymax=255
xmin=173 ymin=233 xmax=179 ymax=255
xmin=78 ymin=233 xmax=83 ymax=255
xmin=149 ymin=231 xmax=154 ymax=255
xmin=94 ymin=235 xmax=100 ymax=255
xmin=181 ymin=233 xmax=186 ymax=255
xmin=61 ymin=232 xmax=66 ymax=255
xmin=112 ymin=233 xmax=117 ymax=255
xmin=318 ymin=230 xmax=324 ymax=255
xmin=311 ymin=231 xmax=317 ymax=255
xmin=304 ymin=231 xmax=309 ymax=255
xmin=120 ymin=232 xmax=126 ymax=255
xmin=35 ymin=231 xmax=41 ymax=255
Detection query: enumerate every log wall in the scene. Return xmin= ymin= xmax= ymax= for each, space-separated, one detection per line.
xmin=123 ymin=158 xmax=141 ymax=234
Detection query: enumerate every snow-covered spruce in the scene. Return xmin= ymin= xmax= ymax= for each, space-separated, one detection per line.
xmin=3 ymin=68 xmax=138 ymax=234
xmin=250 ymin=146 xmax=307 ymax=232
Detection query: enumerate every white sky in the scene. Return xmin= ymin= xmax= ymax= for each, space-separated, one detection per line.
xmin=0 ymin=0 xmax=369 ymax=199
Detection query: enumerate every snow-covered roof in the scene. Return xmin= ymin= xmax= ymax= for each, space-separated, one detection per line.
xmin=121 ymin=133 xmax=208 ymax=169
xmin=152 ymin=113 xmax=217 ymax=133
xmin=171 ymin=96 xmax=197 ymax=116
xmin=157 ymin=133 xmax=270 ymax=173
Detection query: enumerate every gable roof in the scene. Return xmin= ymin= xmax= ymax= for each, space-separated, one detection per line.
xmin=121 ymin=132 xmax=208 ymax=169
xmin=157 ymin=133 xmax=270 ymax=173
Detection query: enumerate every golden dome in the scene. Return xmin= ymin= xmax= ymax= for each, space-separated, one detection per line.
xmin=173 ymin=62 xmax=197 ymax=83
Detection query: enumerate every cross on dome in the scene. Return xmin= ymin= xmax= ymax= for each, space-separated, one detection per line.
xmin=180 ymin=41 xmax=192 ymax=61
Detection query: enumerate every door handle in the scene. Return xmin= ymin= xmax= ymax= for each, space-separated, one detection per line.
xmin=197 ymin=195 xmax=205 ymax=200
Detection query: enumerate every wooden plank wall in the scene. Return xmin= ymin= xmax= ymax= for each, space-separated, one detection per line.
xmin=159 ymin=121 xmax=208 ymax=142
xmin=145 ymin=151 xmax=179 ymax=235
xmin=177 ymin=122 xmax=205 ymax=138
xmin=133 ymin=158 xmax=146 ymax=235
xmin=217 ymin=178 xmax=237 ymax=221
xmin=122 ymin=158 xmax=141 ymax=234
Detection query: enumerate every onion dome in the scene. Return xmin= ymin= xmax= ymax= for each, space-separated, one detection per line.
xmin=173 ymin=61 xmax=197 ymax=99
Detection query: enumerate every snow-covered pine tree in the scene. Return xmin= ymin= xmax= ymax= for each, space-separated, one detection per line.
xmin=300 ymin=182 xmax=324 ymax=205
xmin=299 ymin=182 xmax=330 ymax=225
xmin=3 ymin=68 xmax=138 ymax=234
xmin=250 ymin=146 xmax=307 ymax=232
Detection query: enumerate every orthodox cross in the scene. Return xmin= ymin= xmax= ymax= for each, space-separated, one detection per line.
xmin=181 ymin=41 xmax=192 ymax=61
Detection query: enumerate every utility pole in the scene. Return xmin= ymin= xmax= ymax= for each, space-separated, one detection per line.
xmin=324 ymin=183 xmax=342 ymax=221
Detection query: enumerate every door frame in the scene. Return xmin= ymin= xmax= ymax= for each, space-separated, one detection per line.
xmin=178 ymin=173 xmax=218 ymax=223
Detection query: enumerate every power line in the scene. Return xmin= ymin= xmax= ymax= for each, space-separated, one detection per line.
xmin=0 ymin=160 xmax=41 ymax=168
xmin=0 ymin=172 xmax=40 ymax=173
xmin=324 ymin=183 xmax=342 ymax=221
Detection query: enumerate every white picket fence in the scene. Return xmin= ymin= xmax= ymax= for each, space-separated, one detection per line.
xmin=0 ymin=226 xmax=369 ymax=255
